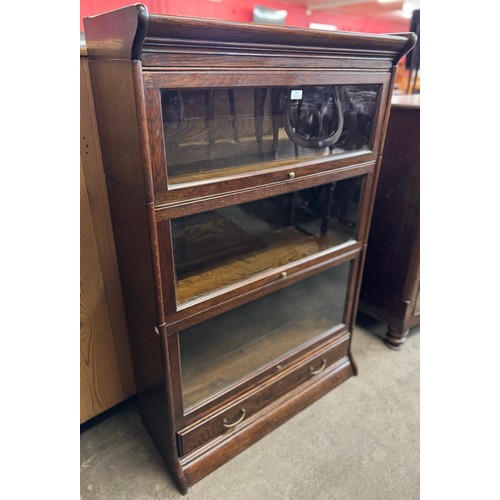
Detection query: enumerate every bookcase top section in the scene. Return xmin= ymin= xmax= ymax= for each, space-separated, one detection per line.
xmin=83 ymin=3 xmax=416 ymax=66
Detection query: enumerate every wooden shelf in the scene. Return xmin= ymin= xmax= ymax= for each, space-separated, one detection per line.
xmin=176 ymin=224 xmax=355 ymax=305
xmin=166 ymin=135 xmax=348 ymax=185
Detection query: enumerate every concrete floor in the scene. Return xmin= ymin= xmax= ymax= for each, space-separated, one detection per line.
xmin=81 ymin=316 xmax=419 ymax=499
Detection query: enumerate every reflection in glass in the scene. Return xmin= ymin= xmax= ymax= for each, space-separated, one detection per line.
xmin=161 ymin=85 xmax=379 ymax=183
xmin=172 ymin=178 xmax=363 ymax=304
xmin=179 ymin=262 xmax=350 ymax=409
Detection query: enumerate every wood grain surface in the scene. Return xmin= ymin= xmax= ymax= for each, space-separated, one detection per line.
xmin=80 ymin=55 xmax=136 ymax=423
xmin=80 ymin=160 xmax=126 ymax=422
xmin=175 ymin=225 xmax=352 ymax=305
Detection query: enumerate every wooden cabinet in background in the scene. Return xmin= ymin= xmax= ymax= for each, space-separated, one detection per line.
xmin=80 ymin=50 xmax=136 ymax=423
xmin=359 ymin=94 xmax=420 ymax=349
xmin=83 ymin=5 xmax=415 ymax=493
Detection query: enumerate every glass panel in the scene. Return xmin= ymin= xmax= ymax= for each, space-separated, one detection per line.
xmin=161 ymin=85 xmax=379 ymax=183
xmin=172 ymin=178 xmax=363 ymax=305
xmin=179 ymin=262 xmax=350 ymax=409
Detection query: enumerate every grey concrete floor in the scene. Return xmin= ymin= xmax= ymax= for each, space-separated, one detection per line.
xmin=81 ymin=316 xmax=419 ymax=500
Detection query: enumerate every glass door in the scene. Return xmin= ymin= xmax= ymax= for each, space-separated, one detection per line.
xmin=171 ymin=177 xmax=364 ymax=305
xmin=161 ymin=85 xmax=380 ymax=184
xmin=177 ymin=260 xmax=351 ymax=411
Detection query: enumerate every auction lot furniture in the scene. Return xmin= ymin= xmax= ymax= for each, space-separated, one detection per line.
xmin=84 ymin=5 xmax=415 ymax=493
xmin=359 ymin=94 xmax=420 ymax=349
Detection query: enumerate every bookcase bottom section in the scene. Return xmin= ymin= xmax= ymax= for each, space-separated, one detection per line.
xmin=142 ymin=355 xmax=354 ymax=493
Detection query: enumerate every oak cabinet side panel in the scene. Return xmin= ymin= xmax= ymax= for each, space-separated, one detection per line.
xmin=80 ymin=160 xmax=128 ymax=423
xmin=106 ymin=178 xmax=158 ymax=320
xmin=87 ymin=60 xmax=147 ymax=201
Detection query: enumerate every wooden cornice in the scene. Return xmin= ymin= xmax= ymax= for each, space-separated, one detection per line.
xmin=84 ymin=4 xmax=416 ymax=66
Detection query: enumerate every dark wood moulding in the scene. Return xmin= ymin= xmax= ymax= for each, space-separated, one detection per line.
xmin=84 ymin=4 xmax=416 ymax=66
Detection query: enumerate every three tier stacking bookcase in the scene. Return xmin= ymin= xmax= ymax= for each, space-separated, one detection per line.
xmin=84 ymin=6 xmax=415 ymax=493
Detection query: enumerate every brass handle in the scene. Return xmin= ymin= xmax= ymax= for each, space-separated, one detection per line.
xmin=288 ymin=171 xmax=296 ymax=179
xmin=280 ymin=271 xmax=287 ymax=279
xmin=222 ymin=408 xmax=246 ymax=429
xmin=309 ymin=359 xmax=327 ymax=376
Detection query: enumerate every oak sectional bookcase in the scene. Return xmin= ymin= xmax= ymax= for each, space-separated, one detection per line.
xmin=84 ymin=5 xmax=415 ymax=493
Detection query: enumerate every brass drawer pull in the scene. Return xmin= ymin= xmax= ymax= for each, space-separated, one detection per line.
xmin=288 ymin=171 xmax=296 ymax=179
xmin=309 ymin=358 xmax=327 ymax=376
xmin=222 ymin=408 xmax=246 ymax=429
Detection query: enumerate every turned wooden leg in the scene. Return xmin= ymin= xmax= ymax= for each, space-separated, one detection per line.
xmin=385 ymin=325 xmax=410 ymax=350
